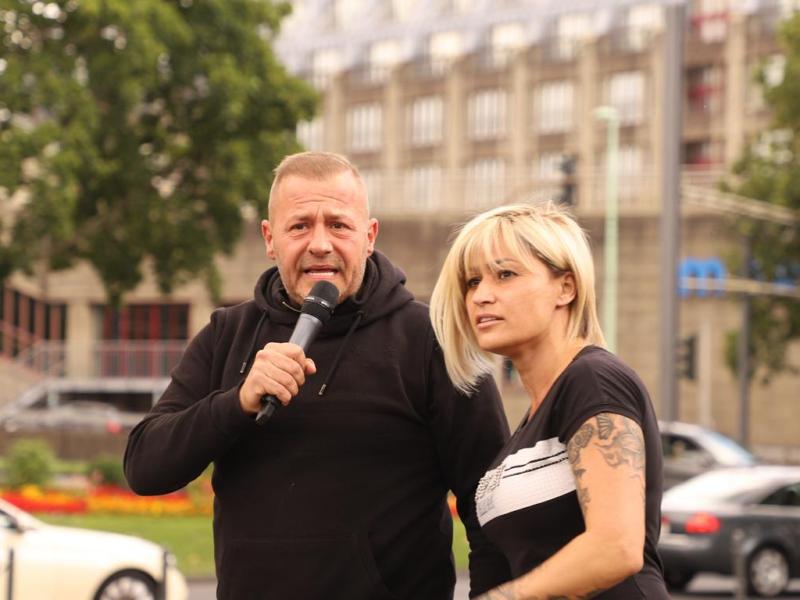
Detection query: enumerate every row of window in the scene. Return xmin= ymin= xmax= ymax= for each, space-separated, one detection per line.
xmin=358 ymin=146 xmax=649 ymax=210
xmin=299 ymin=71 xmax=663 ymax=152
xmin=0 ymin=290 xmax=194 ymax=360
xmin=0 ymin=286 xmax=67 ymax=359
xmin=300 ymin=1 xmax=740 ymax=75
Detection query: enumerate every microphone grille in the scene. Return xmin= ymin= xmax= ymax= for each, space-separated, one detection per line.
xmin=301 ymin=281 xmax=340 ymax=323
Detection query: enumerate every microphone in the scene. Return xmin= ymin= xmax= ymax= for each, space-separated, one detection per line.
xmin=255 ymin=280 xmax=339 ymax=425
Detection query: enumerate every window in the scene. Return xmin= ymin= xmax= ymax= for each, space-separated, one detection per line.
xmin=392 ymin=0 xmax=421 ymax=21
xmin=489 ymin=22 xmax=524 ymax=65
xmin=312 ymin=48 xmax=341 ymax=88
xmin=347 ymin=103 xmax=383 ymax=152
xmin=430 ymin=30 xmax=463 ymax=62
xmin=606 ymin=71 xmax=644 ymax=125
xmin=553 ymin=13 xmax=592 ymax=60
xmin=535 ymin=81 xmax=574 ymax=134
xmin=687 ymin=66 xmax=722 ymax=114
xmin=692 ymin=0 xmax=728 ymax=43
xmin=622 ymin=4 xmax=662 ymax=51
xmin=360 ymin=169 xmax=384 ymax=211
xmin=684 ymin=140 xmax=718 ymax=166
xmin=296 ymin=117 xmax=324 ymax=151
xmin=761 ymin=483 xmax=800 ymax=507
xmin=99 ymin=304 xmax=189 ymax=341
xmin=535 ymin=152 xmax=566 ymax=181
xmin=404 ymin=165 xmax=442 ymax=211
xmin=618 ymin=144 xmax=643 ymax=201
xmin=407 ymin=95 xmax=443 ymax=147
xmin=0 ymin=285 xmax=66 ymax=360
xmin=334 ymin=0 xmax=361 ymax=30
xmin=468 ymin=89 xmax=507 ymax=140
xmin=465 ymin=159 xmax=505 ymax=209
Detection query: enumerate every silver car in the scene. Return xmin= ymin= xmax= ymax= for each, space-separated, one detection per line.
xmin=660 ymin=420 xmax=758 ymax=489
xmin=659 ymin=465 xmax=800 ymax=597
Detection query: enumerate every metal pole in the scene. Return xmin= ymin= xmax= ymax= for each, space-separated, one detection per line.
xmin=738 ymin=235 xmax=752 ymax=448
xmin=659 ymin=1 xmax=686 ymax=422
xmin=6 ymin=548 xmax=13 ymax=600
xmin=595 ymin=106 xmax=620 ymax=352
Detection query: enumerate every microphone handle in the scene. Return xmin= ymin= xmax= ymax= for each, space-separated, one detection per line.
xmin=255 ymin=395 xmax=281 ymax=425
xmin=254 ymin=313 xmax=323 ymax=426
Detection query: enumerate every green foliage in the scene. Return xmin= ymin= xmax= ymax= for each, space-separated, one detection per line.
xmin=5 ymin=438 xmax=56 ymax=489
xmin=86 ymin=453 xmax=126 ymax=487
xmin=721 ymin=15 xmax=800 ymax=381
xmin=0 ymin=0 xmax=316 ymax=305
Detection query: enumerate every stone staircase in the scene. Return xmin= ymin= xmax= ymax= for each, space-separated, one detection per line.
xmin=0 ymin=341 xmax=65 ymax=411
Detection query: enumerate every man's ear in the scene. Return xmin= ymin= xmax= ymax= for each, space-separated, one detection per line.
xmin=261 ymin=220 xmax=275 ymax=259
xmin=557 ymin=272 xmax=577 ymax=307
xmin=365 ymin=218 xmax=379 ymax=256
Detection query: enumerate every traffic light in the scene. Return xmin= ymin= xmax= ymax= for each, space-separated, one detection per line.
xmin=677 ymin=335 xmax=697 ymax=380
xmin=558 ymin=154 xmax=577 ymax=206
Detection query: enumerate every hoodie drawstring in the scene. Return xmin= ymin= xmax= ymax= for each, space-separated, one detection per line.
xmin=318 ymin=311 xmax=363 ymax=396
xmin=240 ymin=311 xmax=268 ymax=375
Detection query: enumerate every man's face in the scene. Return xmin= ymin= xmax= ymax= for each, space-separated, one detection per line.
xmin=262 ymin=172 xmax=379 ymax=306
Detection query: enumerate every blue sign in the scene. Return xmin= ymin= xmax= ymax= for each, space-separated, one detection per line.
xmin=679 ymin=257 xmax=726 ymax=297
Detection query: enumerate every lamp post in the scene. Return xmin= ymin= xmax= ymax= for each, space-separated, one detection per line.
xmin=595 ymin=105 xmax=620 ymax=353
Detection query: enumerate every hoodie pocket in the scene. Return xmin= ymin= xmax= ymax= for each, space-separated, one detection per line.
xmin=219 ymin=532 xmax=397 ymax=600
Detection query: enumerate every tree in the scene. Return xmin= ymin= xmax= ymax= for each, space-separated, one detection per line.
xmin=0 ymin=0 xmax=316 ymax=304
xmin=722 ymin=15 xmax=800 ymax=380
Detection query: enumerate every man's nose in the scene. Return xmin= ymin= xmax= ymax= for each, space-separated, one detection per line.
xmin=308 ymin=223 xmax=333 ymax=255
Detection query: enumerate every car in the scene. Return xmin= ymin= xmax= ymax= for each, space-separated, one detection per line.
xmin=659 ymin=465 xmax=800 ymax=597
xmin=0 ymin=400 xmax=144 ymax=434
xmin=0 ymin=497 xmax=188 ymax=600
xmin=660 ymin=420 xmax=758 ymax=489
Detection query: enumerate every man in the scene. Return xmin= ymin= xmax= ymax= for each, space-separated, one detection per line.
xmin=124 ymin=151 xmax=511 ymax=599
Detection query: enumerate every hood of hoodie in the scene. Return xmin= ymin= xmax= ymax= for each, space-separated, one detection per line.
xmin=253 ymin=250 xmax=415 ymax=337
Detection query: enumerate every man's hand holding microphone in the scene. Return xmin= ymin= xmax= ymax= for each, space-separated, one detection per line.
xmin=238 ymin=280 xmax=339 ymax=425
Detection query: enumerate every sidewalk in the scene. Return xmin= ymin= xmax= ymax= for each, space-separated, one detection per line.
xmin=187 ymin=572 xmax=471 ymax=599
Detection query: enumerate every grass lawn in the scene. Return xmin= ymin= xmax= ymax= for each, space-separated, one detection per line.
xmin=40 ymin=514 xmax=215 ymax=578
xmin=40 ymin=513 xmax=471 ymax=579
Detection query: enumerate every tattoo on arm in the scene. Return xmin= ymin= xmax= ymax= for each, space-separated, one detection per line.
xmin=594 ymin=414 xmax=645 ymax=499
xmin=567 ymin=421 xmax=594 ymax=512
xmin=568 ymin=413 xmax=646 ymax=514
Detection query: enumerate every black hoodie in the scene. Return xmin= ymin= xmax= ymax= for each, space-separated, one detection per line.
xmin=124 ymin=251 xmax=511 ymax=599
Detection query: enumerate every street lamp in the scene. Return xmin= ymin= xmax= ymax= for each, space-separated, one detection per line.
xmin=595 ymin=105 xmax=619 ymax=353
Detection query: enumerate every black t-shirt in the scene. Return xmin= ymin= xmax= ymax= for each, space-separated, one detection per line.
xmin=475 ymin=346 xmax=669 ymax=599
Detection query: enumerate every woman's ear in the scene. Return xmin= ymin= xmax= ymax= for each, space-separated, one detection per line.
xmin=556 ymin=272 xmax=577 ymax=307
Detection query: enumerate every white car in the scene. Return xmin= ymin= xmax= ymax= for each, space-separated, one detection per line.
xmin=0 ymin=497 xmax=188 ymax=600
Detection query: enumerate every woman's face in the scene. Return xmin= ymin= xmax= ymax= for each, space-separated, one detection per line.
xmin=464 ymin=246 xmax=573 ymax=359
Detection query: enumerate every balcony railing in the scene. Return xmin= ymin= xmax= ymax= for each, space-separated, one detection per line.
xmin=92 ymin=340 xmax=187 ymax=378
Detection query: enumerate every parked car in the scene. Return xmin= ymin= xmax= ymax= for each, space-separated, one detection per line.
xmin=659 ymin=465 xmax=800 ymax=597
xmin=660 ymin=420 xmax=758 ymax=489
xmin=0 ymin=400 xmax=144 ymax=434
xmin=0 ymin=497 xmax=188 ymax=600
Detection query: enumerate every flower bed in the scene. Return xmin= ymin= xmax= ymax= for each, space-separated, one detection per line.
xmin=1 ymin=484 xmax=211 ymax=516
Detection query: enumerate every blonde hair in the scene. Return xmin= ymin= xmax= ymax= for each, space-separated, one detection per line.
xmin=429 ymin=201 xmax=605 ymax=393
xmin=269 ymin=151 xmax=367 ymax=217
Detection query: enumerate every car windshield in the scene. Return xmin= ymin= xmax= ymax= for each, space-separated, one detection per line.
xmin=700 ymin=430 xmax=757 ymax=466
xmin=664 ymin=471 xmax=765 ymax=504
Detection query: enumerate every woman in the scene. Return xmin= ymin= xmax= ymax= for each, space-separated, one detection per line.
xmin=430 ymin=202 xmax=669 ymax=599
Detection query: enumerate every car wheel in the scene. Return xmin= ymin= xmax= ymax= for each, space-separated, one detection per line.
xmin=748 ymin=546 xmax=790 ymax=597
xmin=94 ymin=570 xmax=157 ymax=600
xmin=664 ymin=569 xmax=694 ymax=591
